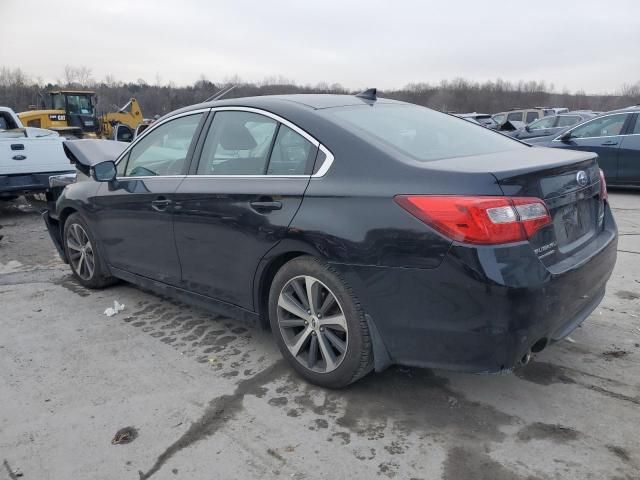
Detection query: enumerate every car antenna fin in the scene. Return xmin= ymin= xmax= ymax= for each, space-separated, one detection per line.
xmin=204 ymin=85 xmax=237 ymax=103
xmin=355 ymin=88 xmax=377 ymax=101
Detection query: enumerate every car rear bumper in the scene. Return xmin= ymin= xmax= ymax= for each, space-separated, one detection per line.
xmin=0 ymin=171 xmax=74 ymax=196
xmin=332 ymin=205 xmax=618 ymax=373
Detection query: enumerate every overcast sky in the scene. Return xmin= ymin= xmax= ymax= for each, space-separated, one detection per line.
xmin=2 ymin=0 xmax=639 ymax=93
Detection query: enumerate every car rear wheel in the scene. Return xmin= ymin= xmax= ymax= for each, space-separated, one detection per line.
xmin=63 ymin=213 xmax=115 ymax=289
xmin=269 ymin=256 xmax=373 ymax=388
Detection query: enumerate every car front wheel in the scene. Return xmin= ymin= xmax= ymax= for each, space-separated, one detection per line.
xmin=269 ymin=256 xmax=373 ymax=388
xmin=63 ymin=213 xmax=115 ymax=289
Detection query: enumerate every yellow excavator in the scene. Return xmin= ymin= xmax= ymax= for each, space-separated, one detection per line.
xmin=18 ymin=90 xmax=143 ymax=141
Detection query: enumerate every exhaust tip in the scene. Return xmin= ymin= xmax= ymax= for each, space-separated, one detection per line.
xmin=531 ymin=338 xmax=548 ymax=353
xmin=520 ymin=352 xmax=531 ymax=366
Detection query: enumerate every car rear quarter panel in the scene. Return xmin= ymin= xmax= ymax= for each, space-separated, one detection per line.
xmin=288 ymin=146 xmax=505 ymax=269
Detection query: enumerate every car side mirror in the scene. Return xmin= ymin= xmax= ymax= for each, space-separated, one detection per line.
xmin=92 ymin=160 xmax=117 ymax=182
xmin=525 ymin=125 xmax=531 ymax=132
xmin=559 ymin=131 xmax=572 ymax=142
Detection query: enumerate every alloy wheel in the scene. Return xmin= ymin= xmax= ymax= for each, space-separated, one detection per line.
xmin=66 ymin=223 xmax=95 ymax=281
xmin=277 ymin=275 xmax=348 ymax=373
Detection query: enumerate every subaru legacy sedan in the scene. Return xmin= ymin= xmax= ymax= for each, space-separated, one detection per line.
xmin=44 ymin=92 xmax=617 ymax=388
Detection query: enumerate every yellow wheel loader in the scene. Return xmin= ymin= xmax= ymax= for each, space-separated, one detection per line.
xmin=18 ymin=91 xmax=143 ymax=141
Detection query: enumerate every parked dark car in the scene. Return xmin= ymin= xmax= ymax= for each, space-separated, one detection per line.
xmin=506 ymin=112 xmax=597 ymax=141
xmin=527 ymin=107 xmax=640 ymax=186
xmin=43 ymin=93 xmax=617 ymax=387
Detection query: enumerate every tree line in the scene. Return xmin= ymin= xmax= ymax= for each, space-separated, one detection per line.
xmin=1 ymin=66 xmax=639 ymax=119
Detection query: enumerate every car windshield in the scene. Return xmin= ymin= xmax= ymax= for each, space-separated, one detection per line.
xmin=327 ymin=104 xmax=524 ymax=161
xmin=492 ymin=113 xmax=506 ymax=124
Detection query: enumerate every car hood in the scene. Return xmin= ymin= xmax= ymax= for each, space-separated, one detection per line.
xmin=62 ymin=139 xmax=128 ymax=175
xmin=25 ymin=127 xmax=60 ymax=138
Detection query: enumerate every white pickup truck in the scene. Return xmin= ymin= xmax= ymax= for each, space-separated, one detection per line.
xmin=0 ymin=106 xmax=74 ymax=200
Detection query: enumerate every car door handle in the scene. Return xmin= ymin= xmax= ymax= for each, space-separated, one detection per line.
xmin=151 ymin=198 xmax=172 ymax=211
xmin=250 ymin=200 xmax=282 ymax=212
xmin=11 ymin=144 xmax=25 ymax=151
xmin=601 ymin=140 xmax=618 ymax=146
xmin=12 ymin=155 xmax=27 ymax=161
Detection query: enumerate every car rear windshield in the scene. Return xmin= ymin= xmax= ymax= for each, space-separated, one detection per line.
xmin=327 ymin=104 xmax=524 ymax=161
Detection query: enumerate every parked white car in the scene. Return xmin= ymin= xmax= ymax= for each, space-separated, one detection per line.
xmin=0 ymin=107 xmax=73 ymax=199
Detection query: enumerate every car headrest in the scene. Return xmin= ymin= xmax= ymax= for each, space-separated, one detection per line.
xmin=219 ymin=120 xmax=257 ymax=150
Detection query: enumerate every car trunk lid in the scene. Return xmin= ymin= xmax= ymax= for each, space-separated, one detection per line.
xmin=425 ymin=147 xmax=604 ymax=264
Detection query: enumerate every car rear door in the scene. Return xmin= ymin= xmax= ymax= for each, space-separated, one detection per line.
xmin=173 ymin=108 xmax=320 ymax=310
xmin=93 ymin=111 xmax=207 ymax=285
xmin=617 ymin=113 xmax=640 ymax=185
xmin=551 ymin=112 xmax=632 ymax=183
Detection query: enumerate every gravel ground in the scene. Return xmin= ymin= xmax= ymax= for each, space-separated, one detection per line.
xmin=1 ymin=192 xmax=639 ymax=480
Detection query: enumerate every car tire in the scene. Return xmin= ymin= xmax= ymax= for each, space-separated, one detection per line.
xmin=63 ymin=212 xmax=116 ymax=289
xmin=269 ymin=256 xmax=373 ymax=388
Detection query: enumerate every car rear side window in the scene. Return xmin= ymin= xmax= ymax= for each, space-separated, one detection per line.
xmin=507 ymin=112 xmax=524 ymax=122
xmin=328 ymin=104 xmax=524 ymax=162
xmin=267 ymin=125 xmax=316 ymax=175
xmin=123 ymin=113 xmax=203 ymax=177
xmin=556 ymin=115 xmax=581 ymax=127
xmin=196 ymin=111 xmax=278 ymax=175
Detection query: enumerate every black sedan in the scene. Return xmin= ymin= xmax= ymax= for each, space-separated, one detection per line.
xmin=527 ymin=107 xmax=640 ymax=186
xmin=44 ymin=92 xmax=617 ymax=387
xmin=505 ymin=112 xmax=596 ymax=142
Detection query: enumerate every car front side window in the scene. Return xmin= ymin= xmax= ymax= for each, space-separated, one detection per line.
xmin=569 ymin=113 xmax=628 ymax=139
xmin=122 ymin=113 xmax=203 ymax=177
xmin=528 ymin=116 xmax=556 ymax=130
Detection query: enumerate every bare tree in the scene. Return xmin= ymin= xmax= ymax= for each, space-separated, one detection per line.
xmin=1 ymin=67 xmax=638 ymax=118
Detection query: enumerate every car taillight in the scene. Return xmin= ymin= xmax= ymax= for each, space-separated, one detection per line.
xmin=394 ymin=195 xmax=551 ymax=245
xmin=599 ymin=168 xmax=608 ymax=201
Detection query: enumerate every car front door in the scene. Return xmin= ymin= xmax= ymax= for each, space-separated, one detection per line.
xmin=173 ymin=109 xmax=320 ymax=310
xmin=93 ymin=111 xmax=206 ymax=285
xmin=551 ymin=112 xmax=632 ymax=183
xmin=617 ymin=113 xmax=640 ymax=185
